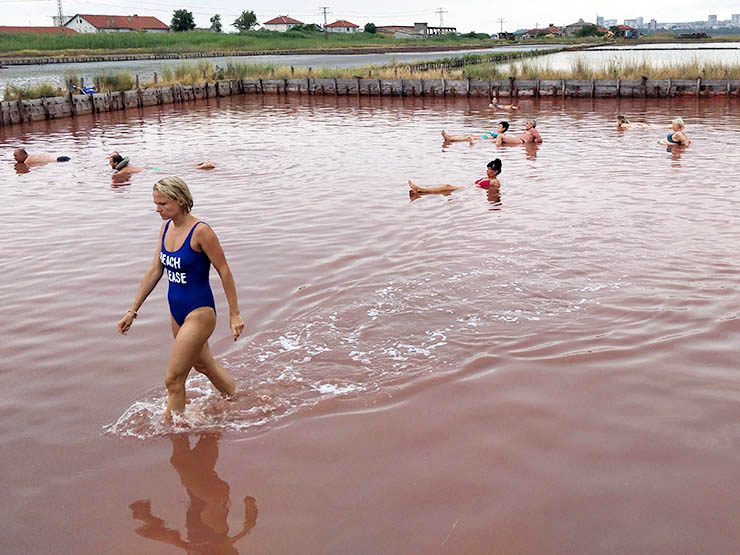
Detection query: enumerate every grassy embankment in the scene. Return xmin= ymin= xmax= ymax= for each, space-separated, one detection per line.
xmin=5 ymin=55 xmax=740 ymax=100
xmin=0 ymin=29 xmax=501 ymax=57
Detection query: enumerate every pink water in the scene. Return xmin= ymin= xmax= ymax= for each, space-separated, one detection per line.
xmin=2 ymin=94 xmax=740 ymax=553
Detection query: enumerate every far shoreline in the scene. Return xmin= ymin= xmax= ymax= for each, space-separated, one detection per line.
xmin=1 ymin=36 xmax=738 ymax=66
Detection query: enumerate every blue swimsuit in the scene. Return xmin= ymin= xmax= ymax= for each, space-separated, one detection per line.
xmin=667 ymin=133 xmax=678 ymax=144
xmin=160 ymin=220 xmax=215 ymax=326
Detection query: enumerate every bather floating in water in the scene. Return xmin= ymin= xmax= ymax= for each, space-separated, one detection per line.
xmin=489 ymin=97 xmax=519 ymax=112
xmin=408 ymin=159 xmax=502 ymax=194
xmin=442 ymin=122 xmax=509 ymax=145
xmin=495 ymin=119 xmax=543 ymax=145
xmin=13 ymin=148 xmax=70 ymax=167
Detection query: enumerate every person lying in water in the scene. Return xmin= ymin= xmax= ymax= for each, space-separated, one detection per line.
xmin=658 ymin=117 xmax=690 ymax=146
xmin=616 ymin=115 xmax=651 ymax=130
xmin=489 ymin=97 xmax=519 ymax=112
xmin=13 ymin=148 xmax=70 ymax=166
xmin=442 ymin=122 xmax=509 ymax=145
xmin=496 ymin=119 xmax=543 ymax=145
xmin=408 ymin=159 xmax=502 ymax=194
xmin=108 ymin=151 xmax=216 ymax=174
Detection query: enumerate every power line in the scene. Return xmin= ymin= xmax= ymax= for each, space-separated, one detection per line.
xmin=318 ymin=5 xmax=330 ymax=27
xmin=434 ymin=7 xmax=447 ymax=27
xmin=497 ymin=18 xmax=505 ymax=33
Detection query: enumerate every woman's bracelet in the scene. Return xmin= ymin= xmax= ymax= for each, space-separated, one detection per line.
xmin=127 ymin=310 xmax=138 ymax=319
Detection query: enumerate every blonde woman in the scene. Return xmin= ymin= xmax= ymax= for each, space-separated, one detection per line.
xmin=659 ymin=117 xmax=690 ymax=146
xmin=117 ymin=177 xmax=244 ymax=420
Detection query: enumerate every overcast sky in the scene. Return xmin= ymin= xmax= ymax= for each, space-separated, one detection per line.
xmin=2 ymin=0 xmax=738 ymax=32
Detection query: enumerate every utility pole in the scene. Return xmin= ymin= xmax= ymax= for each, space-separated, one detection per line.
xmin=57 ymin=0 xmax=64 ymax=27
xmin=435 ymin=7 xmax=448 ymax=27
xmin=497 ymin=18 xmax=505 ymax=33
xmin=319 ymin=6 xmax=330 ymax=30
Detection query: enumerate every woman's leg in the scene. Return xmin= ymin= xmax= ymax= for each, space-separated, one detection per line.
xmin=193 ymin=341 xmax=237 ymax=396
xmin=441 ymin=130 xmax=473 ymax=143
xmin=165 ymin=308 xmax=217 ymax=419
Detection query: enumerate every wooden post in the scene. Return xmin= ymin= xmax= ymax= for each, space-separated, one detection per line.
xmin=259 ymin=78 xmax=264 ymax=94
xmin=153 ymin=72 xmax=158 ymax=84
xmin=591 ymin=78 xmax=595 ymax=98
xmin=306 ymin=77 xmax=311 ymax=95
xmin=377 ymin=79 xmax=382 ymax=96
xmin=356 ymin=77 xmax=361 ymax=97
xmin=617 ymin=77 xmax=621 ymax=97
xmin=442 ymin=77 xmax=446 ymax=98
xmin=561 ymin=78 xmax=566 ymax=97
xmin=334 ymin=78 xmax=338 ymax=96
xmin=284 ymin=78 xmax=288 ymax=94
xmin=467 ymin=77 xmax=471 ymax=97
xmin=135 ymin=74 xmax=139 ymax=89
xmin=291 ymin=66 xmax=294 ymax=76
xmin=641 ymin=76 xmax=648 ymax=98
xmin=667 ymin=77 xmax=672 ymax=97
xmin=400 ymin=78 xmax=404 ymax=97
xmin=420 ymin=79 xmax=425 ymax=96
xmin=535 ymin=79 xmax=540 ymax=98
xmin=696 ymin=77 xmax=701 ymax=97
xmin=41 ymin=96 xmax=50 ymax=120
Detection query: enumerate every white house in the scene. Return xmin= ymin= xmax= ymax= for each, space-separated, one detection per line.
xmin=63 ymin=14 xmax=169 ymax=33
xmin=326 ymin=19 xmax=359 ymax=33
xmin=262 ymin=15 xmax=303 ymax=32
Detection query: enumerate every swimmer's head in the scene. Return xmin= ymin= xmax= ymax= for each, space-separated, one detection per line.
xmin=617 ymin=115 xmax=629 ymax=123
xmin=154 ymin=176 xmax=193 ymax=214
xmin=13 ymin=148 xmax=28 ymax=163
xmin=672 ymin=117 xmax=685 ymax=130
xmin=499 ymin=121 xmax=510 ymax=132
xmin=487 ymin=158 xmax=502 ymax=177
xmin=526 ymin=119 xmax=537 ymax=128
xmin=110 ymin=153 xmax=124 ymax=168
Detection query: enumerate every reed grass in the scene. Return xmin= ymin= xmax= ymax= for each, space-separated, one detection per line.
xmin=3 ymin=82 xmax=65 ymax=100
xmin=10 ymin=55 xmax=740 ymax=99
xmin=459 ymin=56 xmax=740 ymax=80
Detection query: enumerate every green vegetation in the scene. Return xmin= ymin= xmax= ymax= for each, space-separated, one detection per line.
xmin=0 ymin=29 xmax=499 ymax=57
xmin=3 ymin=82 xmax=65 ymax=100
xmin=170 ymin=10 xmax=196 ymax=33
xmin=6 ymin=54 xmax=740 ymax=100
xmin=462 ymin=56 xmax=740 ymax=80
xmin=232 ymin=11 xmax=257 ymax=33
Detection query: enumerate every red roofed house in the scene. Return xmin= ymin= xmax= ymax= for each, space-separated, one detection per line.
xmin=326 ymin=19 xmax=359 ymax=33
xmin=262 ymin=16 xmax=303 ymax=32
xmin=63 ymin=14 xmax=169 ymax=33
xmin=0 ymin=26 xmax=77 ymax=34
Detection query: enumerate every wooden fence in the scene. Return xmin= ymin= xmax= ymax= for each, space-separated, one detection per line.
xmin=2 ymin=77 xmax=739 ymax=127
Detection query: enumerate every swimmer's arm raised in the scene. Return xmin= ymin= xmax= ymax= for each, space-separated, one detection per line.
xmin=196 ymin=225 xmax=244 ymax=340
xmin=117 ymin=226 xmax=166 ymax=335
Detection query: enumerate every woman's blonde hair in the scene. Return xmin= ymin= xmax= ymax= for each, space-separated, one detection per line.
xmin=672 ymin=117 xmax=685 ymax=129
xmin=153 ymin=176 xmax=193 ymax=213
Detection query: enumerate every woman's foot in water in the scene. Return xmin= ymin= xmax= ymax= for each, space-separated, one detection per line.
xmin=407 ymin=179 xmax=421 ymax=193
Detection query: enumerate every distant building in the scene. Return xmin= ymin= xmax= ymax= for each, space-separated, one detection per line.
xmin=376 ymin=22 xmax=455 ymax=38
xmin=0 ymin=25 xmax=77 ymax=34
xmin=604 ymin=19 xmax=618 ymax=27
xmin=563 ymin=19 xmax=603 ymax=36
xmin=63 ymin=14 xmax=169 ymax=33
xmin=596 ymin=16 xmax=604 ymax=27
xmin=326 ymin=19 xmax=359 ymax=33
xmin=623 ymin=17 xmax=644 ymax=29
xmin=614 ymin=24 xmax=638 ymax=38
xmin=522 ymin=24 xmax=562 ymax=38
xmin=732 ymin=14 xmax=740 ymax=27
xmin=708 ymin=15 xmax=717 ymax=25
xmin=262 ymin=15 xmax=303 ymax=32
